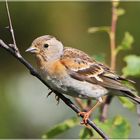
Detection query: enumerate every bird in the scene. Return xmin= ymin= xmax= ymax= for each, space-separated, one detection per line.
xmin=26 ymin=35 xmax=140 ymax=124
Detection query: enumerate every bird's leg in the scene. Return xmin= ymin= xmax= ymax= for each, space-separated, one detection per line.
xmin=78 ymin=101 xmax=101 ymax=125
xmin=55 ymin=95 xmax=60 ymax=105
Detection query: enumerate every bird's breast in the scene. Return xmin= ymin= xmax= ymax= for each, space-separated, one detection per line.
xmin=37 ymin=59 xmax=108 ymax=100
xmin=36 ymin=58 xmax=67 ymax=78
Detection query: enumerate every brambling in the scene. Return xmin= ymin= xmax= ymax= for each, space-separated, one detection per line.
xmin=26 ymin=35 xmax=140 ymax=124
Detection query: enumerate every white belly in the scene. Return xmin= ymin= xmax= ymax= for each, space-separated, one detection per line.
xmin=43 ymin=73 xmax=108 ymax=101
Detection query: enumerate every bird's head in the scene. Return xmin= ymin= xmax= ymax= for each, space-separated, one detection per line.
xmin=26 ymin=35 xmax=64 ymax=61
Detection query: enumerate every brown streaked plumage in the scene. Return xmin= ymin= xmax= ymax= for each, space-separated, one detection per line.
xmin=26 ymin=35 xmax=140 ymax=124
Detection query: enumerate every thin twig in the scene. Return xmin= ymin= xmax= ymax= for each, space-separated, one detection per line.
xmin=100 ymin=1 xmax=118 ymax=122
xmin=5 ymin=0 xmax=18 ymax=53
xmin=0 ymin=39 xmax=108 ymax=139
xmin=110 ymin=1 xmax=117 ymax=71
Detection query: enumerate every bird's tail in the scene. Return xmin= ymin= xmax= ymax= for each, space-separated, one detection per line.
xmin=97 ymin=76 xmax=140 ymax=103
xmin=120 ymin=89 xmax=140 ymax=104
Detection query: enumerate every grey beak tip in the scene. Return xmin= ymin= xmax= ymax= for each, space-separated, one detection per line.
xmin=25 ymin=49 xmax=29 ymax=52
xmin=25 ymin=48 xmax=30 ymax=52
xmin=25 ymin=47 xmax=36 ymax=53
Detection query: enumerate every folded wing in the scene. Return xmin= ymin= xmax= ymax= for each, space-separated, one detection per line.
xmin=60 ymin=47 xmax=134 ymax=92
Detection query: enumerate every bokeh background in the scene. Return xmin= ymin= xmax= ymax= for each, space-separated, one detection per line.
xmin=0 ymin=1 xmax=140 ymax=138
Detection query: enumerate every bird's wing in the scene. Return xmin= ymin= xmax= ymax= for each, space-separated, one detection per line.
xmin=61 ymin=47 xmax=104 ymax=80
xmin=60 ymin=47 xmax=133 ymax=91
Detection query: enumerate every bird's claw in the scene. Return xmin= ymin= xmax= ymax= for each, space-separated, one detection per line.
xmin=78 ymin=111 xmax=90 ymax=125
xmin=46 ymin=91 xmax=60 ymax=104
xmin=46 ymin=90 xmax=53 ymax=98
xmin=55 ymin=95 xmax=60 ymax=105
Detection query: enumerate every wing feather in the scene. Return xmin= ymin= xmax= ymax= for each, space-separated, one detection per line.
xmin=60 ymin=47 xmax=134 ymax=91
xmin=61 ymin=47 xmax=104 ymax=78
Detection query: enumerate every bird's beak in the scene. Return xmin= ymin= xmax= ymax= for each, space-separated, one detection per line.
xmin=25 ymin=46 xmax=37 ymax=53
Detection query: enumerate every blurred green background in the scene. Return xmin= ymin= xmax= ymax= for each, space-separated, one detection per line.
xmin=0 ymin=1 xmax=140 ymax=138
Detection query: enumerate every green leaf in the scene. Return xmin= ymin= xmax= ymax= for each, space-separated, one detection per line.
xmin=88 ymin=26 xmax=110 ymax=34
xmin=116 ymin=8 xmax=125 ymax=16
xmin=113 ymin=115 xmax=123 ymax=125
xmin=79 ymin=127 xmax=93 ymax=139
xmin=116 ymin=32 xmax=134 ymax=54
xmin=42 ymin=117 xmax=79 ymax=139
xmin=122 ymin=55 xmax=140 ymax=77
xmin=94 ymin=116 xmax=131 ymax=138
xmin=119 ymin=96 xmax=135 ymax=110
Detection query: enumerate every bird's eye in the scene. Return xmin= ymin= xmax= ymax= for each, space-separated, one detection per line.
xmin=44 ymin=44 xmax=49 ymax=48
